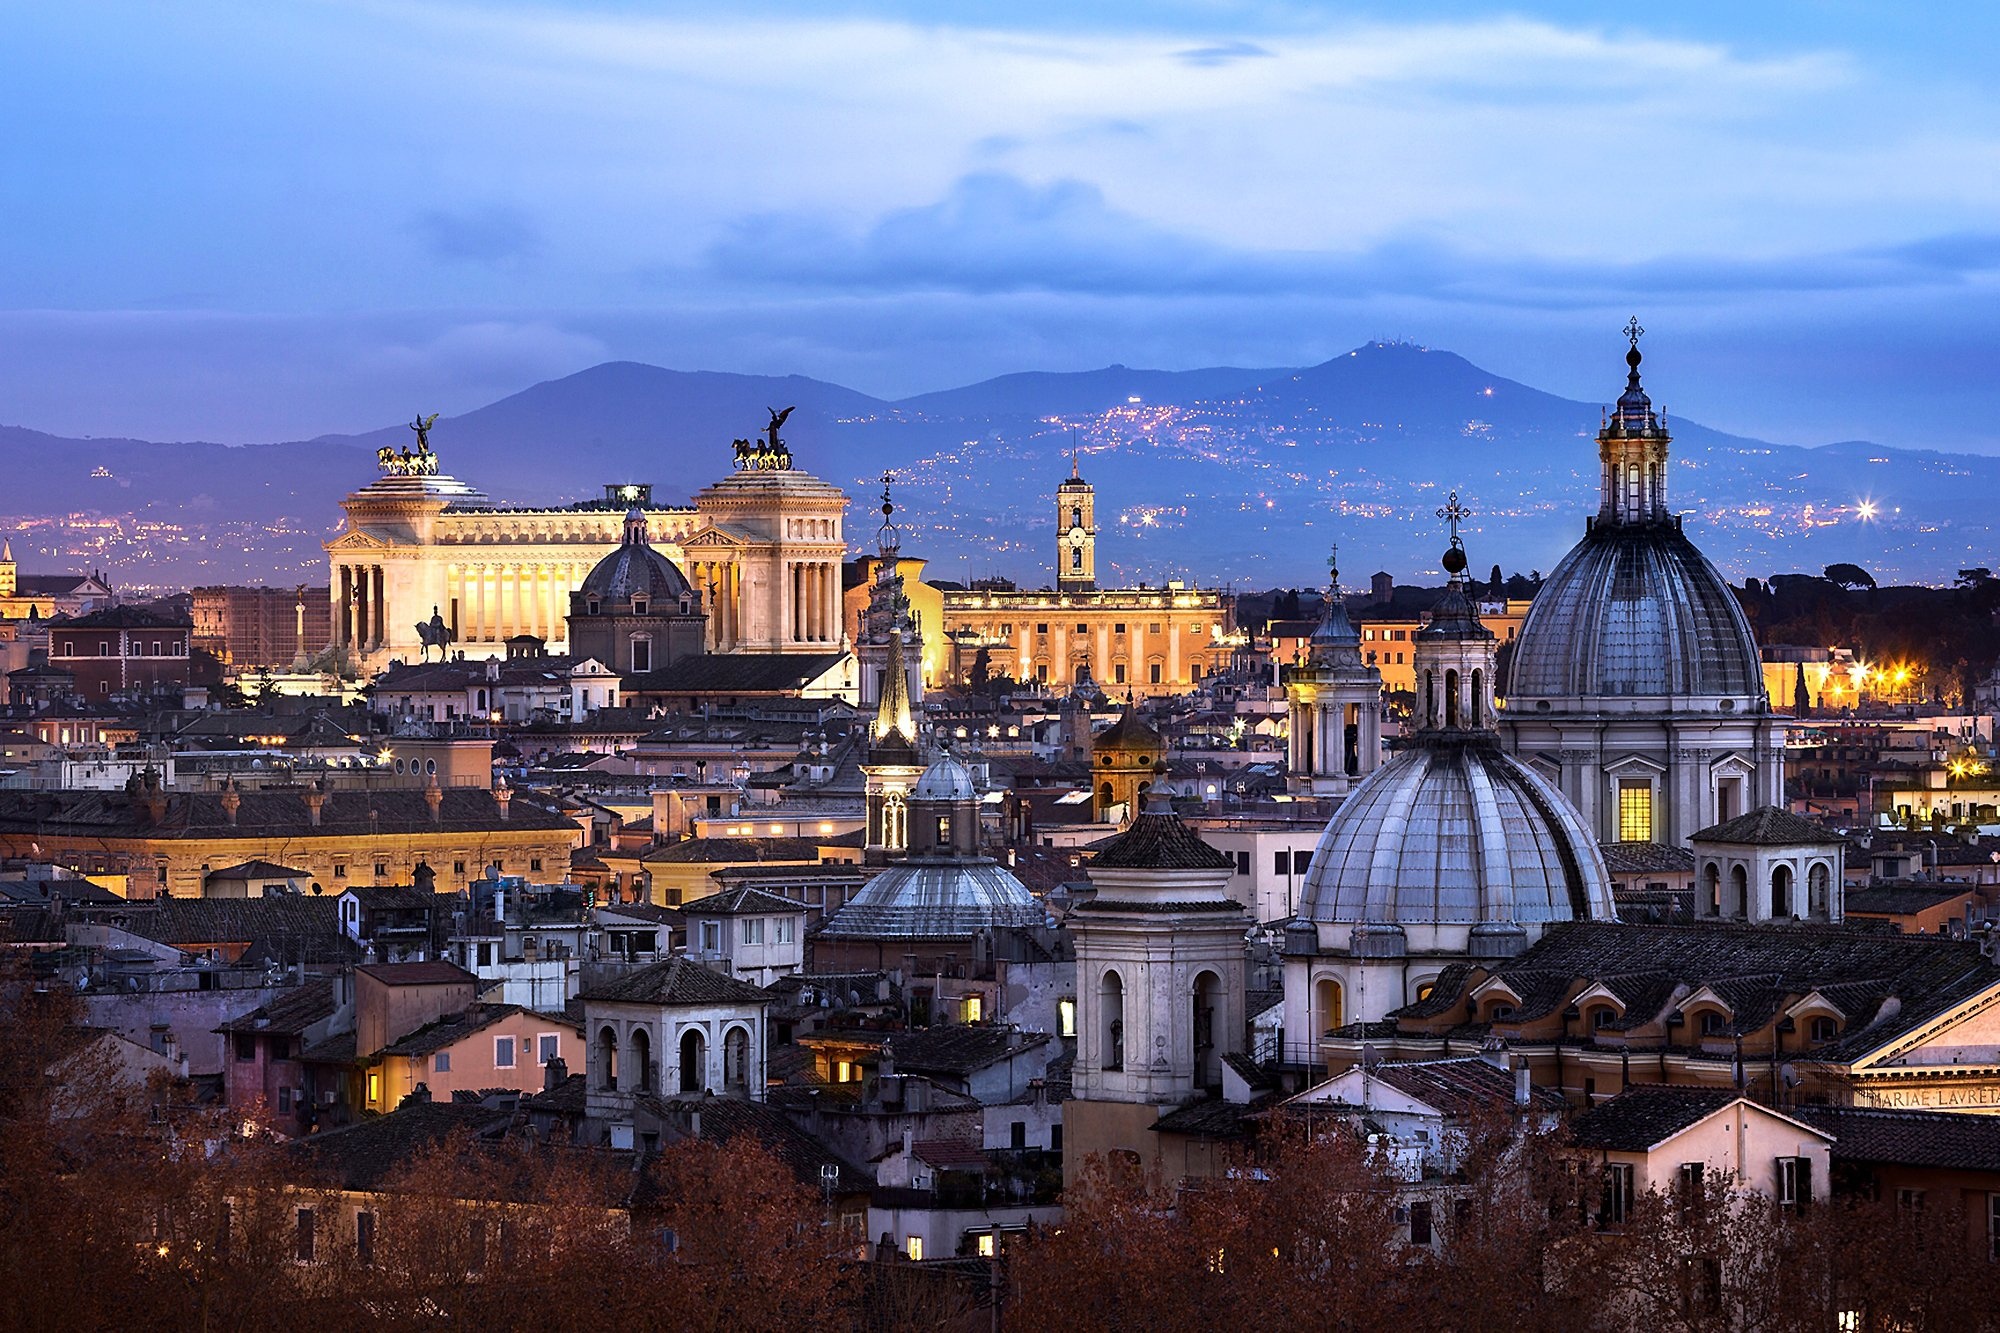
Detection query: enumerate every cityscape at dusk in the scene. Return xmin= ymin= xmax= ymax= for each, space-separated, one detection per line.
xmin=5 ymin=4 xmax=2000 ymax=1330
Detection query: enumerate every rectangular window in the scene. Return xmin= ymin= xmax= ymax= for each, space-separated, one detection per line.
xmin=1235 ymin=851 xmax=1250 ymax=876
xmin=294 ymin=1208 xmax=316 ymax=1264
xmin=1408 ymin=1200 xmax=1433 ymax=1246
xmin=495 ymin=1037 xmax=516 ymax=1069
xmin=703 ymin=921 xmax=722 ymax=952
xmin=539 ymin=1033 xmax=561 ymax=1065
xmin=1059 ymin=998 xmax=1076 ymax=1037
xmin=1035 ymin=623 xmax=1048 ymax=635
xmin=277 ymin=1086 xmax=292 ymax=1113
xmin=434 ymin=1052 xmax=452 ymax=1073
xmin=1149 ymin=663 xmax=1162 ymax=684
xmin=1114 ymin=623 xmax=1126 ymax=635
xmin=234 ymin=1033 xmax=257 ymax=1062
xmin=742 ymin=918 xmax=764 ymax=945
xmin=1778 ymin=1156 xmax=1812 ymax=1212
xmin=776 ymin=918 xmax=794 ymax=945
xmin=1601 ymin=1163 xmax=1634 ymax=1227
xmin=1274 ymin=850 xmax=1291 ymax=876
xmin=905 ymin=1236 xmax=923 ymax=1261
xmin=367 ymin=1071 xmax=380 ymax=1105
xmin=453 ymin=860 xmax=466 ymax=876
xmin=374 ymin=862 xmax=387 ymax=877
xmin=1148 ymin=624 xmax=1161 ymax=634
xmin=1617 ymin=780 xmax=1653 ymax=843
xmin=1075 ymin=622 xmax=1087 ymax=634
xmin=1292 ymin=849 xmax=1312 ymax=874
xmin=1011 ymin=1121 xmax=1027 ymax=1150
xmin=531 ymin=858 xmax=543 ymax=872
xmin=963 ymin=995 xmax=983 ymax=1023
xmin=355 ymin=1211 xmax=376 ymax=1267
xmin=333 ymin=864 xmax=346 ymax=879
xmin=977 ymin=1232 xmax=997 ymax=1258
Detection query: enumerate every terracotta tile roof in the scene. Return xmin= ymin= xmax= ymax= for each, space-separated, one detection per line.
xmin=580 ymin=956 xmax=773 ymax=1007
xmin=290 ymin=1100 xmax=514 ymax=1191
xmin=1364 ymin=1056 xmax=1568 ymax=1116
xmin=120 ymin=897 xmax=357 ymax=965
xmin=358 ymin=960 xmax=477 ymax=987
xmin=885 ymin=1026 xmax=1048 ymax=1076
xmin=681 ymin=886 xmax=809 ymax=917
xmin=217 ymin=978 xmax=338 ymax=1036
xmin=641 ymin=837 xmax=823 ymax=865
xmin=624 ymin=652 xmax=850 ymax=695
xmin=1569 ymin=1086 xmax=1746 ymax=1152
xmin=1845 ymin=885 xmax=1979 ymax=916
xmin=1088 ymin=805 xmax=1234 ymax=871
xmin=376 ymin=1003 xmax=547 ymax=1058
xmin=1691 ymin=807 xmax=1846 ymax=847
xmin=640 ymin=1092 xmax=871 ymax=1193
xmin=912 ymin=1138 xmax=991 ymax=1172
xmin=1792 ymin=1105 xmax=2000 ymax=1172
xmin=1602 ymin=842 xmax=1696 ymax=875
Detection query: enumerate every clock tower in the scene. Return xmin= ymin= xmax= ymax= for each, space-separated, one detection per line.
xmin=1055 ymin=453 xmax=1096 ymax=593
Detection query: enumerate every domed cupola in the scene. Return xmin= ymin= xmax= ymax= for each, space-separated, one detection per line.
xmin=1295 ymin=504 xmax=1615 ymax=970
xmin=1506 ymin=323 xmax=1765 ymax=703
xmin=579 ymin=508 xmax=697 ymax=607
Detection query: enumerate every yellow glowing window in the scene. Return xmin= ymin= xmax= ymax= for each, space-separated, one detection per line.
xmin=836 ymin=1060 xmax=853 ymax=1083
xmin=977 ymin=1233 xmax=996 ymax=1257
xmin=1617 ymin=780 xmax=1653 ymax=843
xmin=1058 ymin=999 xmax=1077 ymax=1038
xmin=963 ymin=995 xmax=983 ymax=1023
xmin=366 ymin=1072 xmax=381 ymax=1106
xmin=905 ymin=1236 xmax=924 ymax=1261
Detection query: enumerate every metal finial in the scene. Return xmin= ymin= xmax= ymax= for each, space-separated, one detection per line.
xmin=1624 ymin=316 xmax=1644 ymax=348
xmin=1436 ymin=491 xmax=1472 ymax=548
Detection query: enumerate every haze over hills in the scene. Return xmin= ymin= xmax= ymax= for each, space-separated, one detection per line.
xmin=1 ymin=343 xmax=1989 ymax=593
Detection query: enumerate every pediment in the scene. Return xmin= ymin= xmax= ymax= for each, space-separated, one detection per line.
xmin=1850 ymin=982 xmax=2000 ymax=1070
xmin=679 ymin=526 xmax=751 ymax=549
xmin=1604 ymin=753 xmax=1669 ymax=777
xmin=1709 ymin=751 xmax=1756 ymax=777
xmin=326 ymin=529 xmax=393 ymax=552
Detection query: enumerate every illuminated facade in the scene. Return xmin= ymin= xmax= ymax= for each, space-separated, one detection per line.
xmin=939 ymin=469 xmax=1234 ymax=697
xmin=326 ymin=437 xmax=848 ymax=674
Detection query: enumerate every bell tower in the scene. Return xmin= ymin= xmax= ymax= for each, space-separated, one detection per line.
xmin=1285 ymin=543 xmax=1383 ymax=795
xmin=1056 ymin=451 xmax=1096 ymax=593
xmin=1596 ymin=317 xmax=1672 ymax=528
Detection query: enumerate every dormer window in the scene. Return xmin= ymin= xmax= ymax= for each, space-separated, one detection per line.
xmin=587 ymin=599 xmax=601 ymax=616
xmin=1487 ymin=1003 xmax=1515 ymax=1023
xmin=632 ymin=598 xmax=647 ymax=615
xmin=1699 ymin=1011 xmax=1727 ymax=1037
xmin=1591 ymin=1007 xmax=1617 ymax=1032
xmin=1809 ymin=1016 xmax=1838 ymax=1045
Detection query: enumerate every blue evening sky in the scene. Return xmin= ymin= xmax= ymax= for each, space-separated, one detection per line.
xmin=5 ymin=1 xmax=1998 ymax=447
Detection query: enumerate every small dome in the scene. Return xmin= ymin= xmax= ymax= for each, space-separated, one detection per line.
xmin=818 ymin=860 xmax=1044 ymax=939
xmin=913 ymin=752 xmax=977 ymax=802
xmin=1299 ymin=738 xmax=1614 ymax=928
xmin=579 ymin=511 xmax=694 ymax=605
xmin=1508 ymin=525 xmax=1762 ymax=701
xmin=1094 ymin=709 xmax=1162 ymax=751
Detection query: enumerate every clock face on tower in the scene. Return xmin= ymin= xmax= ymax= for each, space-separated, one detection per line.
xmin=1067 ymin=527 xmax=1087 ymax=547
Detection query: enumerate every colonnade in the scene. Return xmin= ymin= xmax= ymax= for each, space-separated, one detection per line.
xmin=334 ymin=564 xmax=386 ymax=650
xmin=787 ymin=559 xmax=839 ymax=646
xmin=446 ymin=562 xmax=592 ymax=645
xmin=688 ymin=559 xmax=744 ymax=652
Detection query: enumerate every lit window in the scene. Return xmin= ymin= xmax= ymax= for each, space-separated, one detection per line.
xmin=1617 ymin=780 xmax=1653 ymax=843
xmin=836 ymin=1060 xmax=854 ymax=1083
xmin=1059 ymin=998 xmax=1077 ymax=1037
xmin=976 ymin=1233 xmax=996 ymax=1258
xmin=905 ymin=1236 xmax=923 ymax=1261
xmin=366 ymin=1071 xmax=380 ymax=1105
xmin=963 ymin=995 xmax=983 ymax=1023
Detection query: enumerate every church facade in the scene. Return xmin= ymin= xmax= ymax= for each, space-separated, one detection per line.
xmin=324 ymin=423 xmax=848 ymax=674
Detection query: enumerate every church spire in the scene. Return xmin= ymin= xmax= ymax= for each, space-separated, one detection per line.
xmin=1413 ymin=491 xmax=1496 ymax=734
xmin=873 ymin=625 xmax=914 ymax=743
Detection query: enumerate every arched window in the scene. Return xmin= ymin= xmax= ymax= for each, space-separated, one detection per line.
xmin=1098 ymin=781 xmax=1114 ymax=810
xmin=1192 ymin=971 xmax=1222 ymax=1090
xmin=724 ymin=1026 xmax=750 ymax=1092
xmin=1771 ymin=864 xmax=1794 ymax=919
xmin=1728 ymin=865 xmax=1749 ymax=919
xmin=1445 ymin=669 xmax=1460 ymax=728
xmin=882 ymin=793 xmax=907 ymax=851
xmin=1315 ymin=978 xmax=1343 ymax=1034
xmin=596 ymin=1025 xmax=619 ymax=1091
xmin=1469 ymin=669 xmax=1483 ymax=727
xmin=679 ymin=1029 xmax=706 ymax=1093
xmin=1705 ymin=863 xmax=1722 ymax=916
xmin=1808 ymin=863 xmax=1831 ymax=918
xmin=628 ymin=1027 xmax=652 ymax=1095
xmin=1423 ymin=671 xmax=1436 ymax=728
xmin=1100 ymin=970 xmax=1124 ymax=1072
xmin=1071 ymin=506 xmax=1083 ymax=529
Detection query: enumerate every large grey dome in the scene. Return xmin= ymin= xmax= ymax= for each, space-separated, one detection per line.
xmin=819 ymin=860 xmax=1044 ymax=939
xmin=580 ymin=509 xmax=694 ymax=604
xmin=912 ymin=752 xmax=977 ymax=802
xmin=1299 ymin=737 xmax=1614 ymax=927
xmin=1508 ymin=523 xmax=1762 ymax=701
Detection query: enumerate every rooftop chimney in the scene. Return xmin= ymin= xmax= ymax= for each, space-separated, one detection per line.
xmin=303 ymin=781 xmax=326 ymax=828
xmin=494 ymin=780 xmax=512 ymax=822
xmin=219 ymin=776 xmax=241 ymax=827
xmin=543 ymin=1054 xmax=568 ymax=1093
xmin=424 ymin=775 xmax=443 ymax=825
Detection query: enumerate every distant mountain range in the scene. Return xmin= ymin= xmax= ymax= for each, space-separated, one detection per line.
xmin=3 ymin=343 xmax=1990 ymax=592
